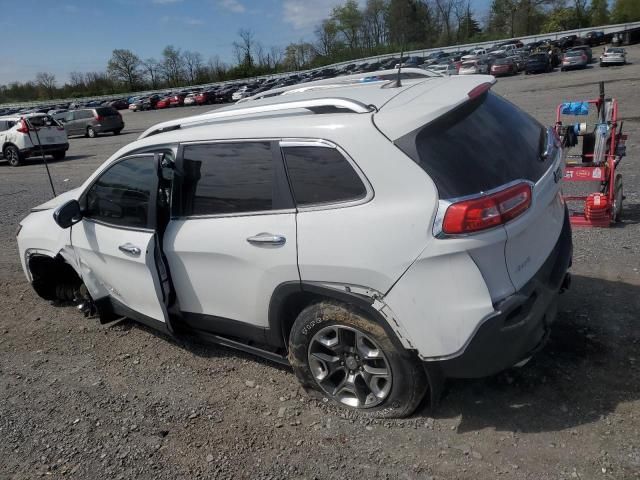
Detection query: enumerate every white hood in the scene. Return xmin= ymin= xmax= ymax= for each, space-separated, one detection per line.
xmin=30 ymin=188 xmax=80 ymax=212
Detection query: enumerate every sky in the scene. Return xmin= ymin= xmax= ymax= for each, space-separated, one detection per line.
xmin=0 ymin=0 xmax=492 ymax=85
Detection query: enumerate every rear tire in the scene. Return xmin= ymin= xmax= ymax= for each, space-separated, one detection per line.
xmin=288 ymin=301 xmax=427 ymax=418
xmin=86 ymin=126 xmax=96 ymax=138
xmin=4 ymin=145 xmax=22 ymax=166
xmin=113 ymin=129 xmax=121 ymax=136
xmin=52 ymin=151 xmax=66 ymax=161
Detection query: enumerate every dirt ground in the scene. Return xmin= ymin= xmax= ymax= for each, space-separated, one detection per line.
xmin=1 ymin=45 xmax=639 ymax=480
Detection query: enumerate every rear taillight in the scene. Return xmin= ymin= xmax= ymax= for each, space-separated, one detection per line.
xmin=16 ymin=118 xmax=29 ymax=134
xmin=442 ymin=182 xmax=532 ymax=235
xmin=95 ymin=115 xmax=104 ymax=122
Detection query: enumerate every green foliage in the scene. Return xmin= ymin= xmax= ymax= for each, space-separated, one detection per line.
xmin=590 ymin=0 xmax=609 ymax=26
xmin=611 ymin=0 xmax=640 ymax=23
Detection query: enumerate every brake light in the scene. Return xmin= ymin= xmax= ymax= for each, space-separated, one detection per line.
xmin=442 ymin=182 xmax=532 ymax=235
xmin=468 ymin=82 xmax=493 ymax=99
xmin=95 ymin=115 xmax=104 ymax=122
xmin=16 ymin=118 xmax=29 ymax=134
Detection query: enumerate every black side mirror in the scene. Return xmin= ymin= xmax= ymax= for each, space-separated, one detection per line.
xmin=53 ymin=199 xmax=82 ymax=229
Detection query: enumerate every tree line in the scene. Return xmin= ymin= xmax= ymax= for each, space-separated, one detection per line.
xmin=1 ymin=0 xmax=638 ymax=104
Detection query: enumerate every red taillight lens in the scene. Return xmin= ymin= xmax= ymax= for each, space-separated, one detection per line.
xmin=468 ymin=82 xmax=493 ymax=99
xmin=95 ymin=115 xmax=104 ymax=122
xmin=16 ymin=118 xmax=29 ymax=133
xmin=442 ymin=183 xmax=532 ymax=235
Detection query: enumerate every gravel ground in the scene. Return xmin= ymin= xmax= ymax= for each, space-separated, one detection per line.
xmin=1 ymin=45 xmax=639 ymax=480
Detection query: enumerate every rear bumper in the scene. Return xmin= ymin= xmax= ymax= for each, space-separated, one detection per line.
xmin=437 ymin=208 xmax=573 ymax=378
xmin=22 ymin=143 xmax=69 ymax=157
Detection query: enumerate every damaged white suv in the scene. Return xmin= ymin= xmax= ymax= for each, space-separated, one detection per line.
xmin=17 ymin=73 xmax=572 ymax=417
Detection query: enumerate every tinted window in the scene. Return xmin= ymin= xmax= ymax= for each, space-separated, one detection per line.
xmin=77 ymin=110 xmax=93 ymax=120
xmin=0 ymin=121 xmax=7 ymax=132
xmin=396 ymin=92 xmax=548 ymax=199
xmin=27 ymin=115 xmax=56 ymax=127
xmin=85 ymin=156 xmax=155 ymax=228
xmin=96 ymin=107 xmax=118 ymax=117
xmin=283 ymin=146 xmax=366 ymax=206
xmin=180 ymin=142 xmax=277 ymax=216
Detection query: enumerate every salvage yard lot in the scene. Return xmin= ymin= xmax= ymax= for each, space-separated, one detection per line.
xmin=1 ymin=45 xmax=640 ymax=480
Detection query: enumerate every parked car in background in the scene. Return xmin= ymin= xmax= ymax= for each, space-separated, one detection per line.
xmin=586 ymin=31 xmax=606 ymax=46
xmin=195 ymin=90 xmax=216 ymax=105
xmin=184 ymin=93 xmax=198 ymax=106
xmin=458 ymin=60 xmax=489 ymax=75
xmin=56 ymin=107 xmax=124 ymax=138
xmin=428 ymin=63 xmax=458 ymax=75
xmin=525 ymin=53 xmax=552 ymax=74
xmin=558 ymin=35 xmax=578 ymax=50
xmin=490 ymin=57 xmax=518 ymax=76
xmin=0 ymin=113 xmax=68 ymax=165
xmin=108 ymin=99 xmax=129 ymax=110
xmin=600 ymin=47 xmax=626 ymax=66
xmin=561 ymin=50 xmax=589 ymax=71
xmin=156 ymin=97 xmax=171 ymax=109
xmin=168 ymin=94 xmax=186 ymax=107
xmin=568 ymin=45 xmax=593 ymax=63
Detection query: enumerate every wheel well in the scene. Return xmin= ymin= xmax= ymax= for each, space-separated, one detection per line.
xmin=27 ymin=254 xmax=82 ymax=301
xmin=2 ymin=142 xmax=18 ymax=155
xmin=269 ymin=283 xmax=398 ymax=351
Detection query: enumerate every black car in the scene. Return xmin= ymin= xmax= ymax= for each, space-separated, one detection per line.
xmin=525 ymin=53 xmax=552 ymax=74
xmin=585 ymin=31 xmax=606 ymax=46
xmin=558 ymin=35 xmax=578 ymax=50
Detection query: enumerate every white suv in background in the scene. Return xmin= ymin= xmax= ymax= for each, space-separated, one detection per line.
xmin=16 ymin=73 xmax=571 ymax=417
xmin=1 ymin=113 xmax=69 ymax=166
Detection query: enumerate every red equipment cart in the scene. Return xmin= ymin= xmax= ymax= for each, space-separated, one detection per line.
xmin=555 ymin=82 xmax=628 ymax=227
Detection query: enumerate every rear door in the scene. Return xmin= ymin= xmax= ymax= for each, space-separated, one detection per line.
xmin=27 ymin=115 xmax=67 ymax=145
xmin=164 ymin=141 xmax=298 ymax=334
xmin=95 ymin=107 xmax=122 ymax=130
xmin=72 ymin=153 xmax=171 ymax=329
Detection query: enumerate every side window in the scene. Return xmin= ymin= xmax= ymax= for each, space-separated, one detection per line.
xmin=282 ymin=146 xmax=367 ymax=207
xmin=180 ymin=142 xmax=282 ymax=216
xmin=65 ymin=112 xmax=75 ymax=122
xmin=0 ymin=121 xmax=6 ymax=132
xmin=84 ymin=156 xmax=156 ymax=229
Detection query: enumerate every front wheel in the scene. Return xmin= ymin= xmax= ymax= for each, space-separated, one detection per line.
xmin=4 ymin=145 xmax=22 ymax=166
xmin=288 ymin=302 xmax=427 ymax=418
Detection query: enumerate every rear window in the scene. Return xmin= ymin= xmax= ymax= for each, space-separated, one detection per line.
xmin=26 ymin=115 xmax=57 ymax=127
xmin=566 ymin=51 xmax=582 ymax=57
xmin=96 ymin=107 xmax=118 ymax=116
xmin=529 ymin=54 xmax=547 ymax=61
xmin=395 ymin=92 xmax=549 ymax=199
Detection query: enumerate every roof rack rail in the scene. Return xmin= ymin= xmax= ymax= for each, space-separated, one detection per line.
xmin=139 ymin=97 xmax=376 ymax=139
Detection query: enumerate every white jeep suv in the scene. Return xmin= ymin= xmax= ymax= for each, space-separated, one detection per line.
xmin=16 ymin=74 xmax=572 ymax=417
xmin=1 ymin=113 xmax=69 ymax=166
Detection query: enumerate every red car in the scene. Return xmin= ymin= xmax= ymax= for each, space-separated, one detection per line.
xmin=195 ymin=91 xmax=214 ymax=105
xmin=169 ymin=94 xmax=186 ymax=107
xmin=156 ymin=97 xmax=171 ymax=109
xmin=490 ymin=58 xmax=517 ymax=76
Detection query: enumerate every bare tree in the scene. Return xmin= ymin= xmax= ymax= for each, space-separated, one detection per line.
xmin=269 ymin=46 xmax=284 ymax=71
xmin=142 ymin=58 xmax=161 ymax=89
xmin=183 ymin=50 xmax=203 ymax=85
xmin=161 ymin=45 xmax=185 ymax=87
xmin=68 ymin=71 xmax=85 ymax=90
xmin=233 ymin=28 xmax=255 ymax=68
xmin=207 ymin=56 xmax=227 ymax=82
xmin=35 ymin=72 xmax=56 ymax=99
xmin=315 ymin=19 xmax=340 ymax=56
xmin=107 ymin=49 xmax=141 ymax=90
xmin=434 ymin=0 xmax=460 ymax=45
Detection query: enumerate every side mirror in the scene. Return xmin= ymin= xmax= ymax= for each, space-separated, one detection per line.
xmin=53 ymin=199 xmax=82 ymax=229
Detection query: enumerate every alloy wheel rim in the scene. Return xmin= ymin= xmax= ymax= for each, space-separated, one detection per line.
xmin=7 ymin=149 xmax=18 ymax=164
xmin=308 ymin=325 xmax=392 ymax=409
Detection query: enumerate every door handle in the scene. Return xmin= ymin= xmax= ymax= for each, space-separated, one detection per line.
xmin=118 ymin=243 xmax=141 ymax=256
xmin=246 ymin=233 xmax=286 ymax=246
